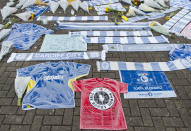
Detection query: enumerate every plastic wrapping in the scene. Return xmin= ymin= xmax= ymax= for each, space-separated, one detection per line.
xmin=71 ymin=0 xmax=80 ymax=11
xmin=79 ymin=1 xmax=89 ymax=13
xmin=122 ymin=0 xmax=132 ymax=4
xmin=0 ymin=29 xmax=11 ymax=41
xmin=26 ymin=6 xmax=49 ymax=18
xmin=16 ymin=0 xmax=27 ymax=8
xmin=144 ymin=0 xmax=163 ymax=9
xmin=59 ymin=0 xmax=68 ymax=12
xmin=169 ymin=44 xmax=191 ymax=71
xmin=0 ymin=24 xmax=3 ymax=30
xmin=15 ymin=76 xmax=31 ymax=106
xmin=126 ymin=6 xmax=136 ymax=16
xmin=94 ymin=3 xmax=126 ymax=15
xmin=21 ymin=0 xmax=36 ymax=9
xmin=1 ymin=6 xmax=17 ymax=20
xmin=150 ymin=21 xmax=171 ymax=36
xmin=138 ymin=3 xmax=156 ymax=12
xmin=155 ymin=0 xmax=167 ymax=7
xmin=6 ymin=2 xmax=15 ymax=7
xmin=131 ymin=6 xmax=145 ymax=15
xmin=4 ymin=23 xmax=53 ymax=50
xmin=0 ymin=41 xmax=13 ymax=61
xmin=15 ymin=62 xmax=90 ymax=110
xmin=72 ymin=78 xmax=128 ymax=130
xmin=15 ymin=11 xmax=33 ymax=21
xmin=49 ymin=0 xmax=59 ymax=13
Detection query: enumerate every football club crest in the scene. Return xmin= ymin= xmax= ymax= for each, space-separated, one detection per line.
xmin=89 ymin=87 xmax=115 ymax=110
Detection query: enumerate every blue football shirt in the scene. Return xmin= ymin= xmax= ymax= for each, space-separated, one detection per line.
xmin=16 ymin=62 xmax=90 ymax=110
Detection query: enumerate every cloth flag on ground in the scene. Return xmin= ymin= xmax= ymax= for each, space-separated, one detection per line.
xmin=120 ymin=70 xmax=176 ymax=98
xmin=40 ymin=34 xmax=87 ymax=52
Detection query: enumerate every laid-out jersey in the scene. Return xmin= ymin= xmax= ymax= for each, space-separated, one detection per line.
xmin=72 ymin=78 xmax=128 ymax=130
xmin=16 ymin=62 xmax=90 ymax=110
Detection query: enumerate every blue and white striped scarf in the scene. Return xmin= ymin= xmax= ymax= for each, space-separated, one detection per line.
xmin=57 ymin=22 xmax=150 ymax=30
xmin=170 ymin=12 xmax=191 ymax=34
xmin=97 ymin=58 xmax=191 ymax=71
xmin=102 ymin=44 xmax=186 ymax=52
xmin=7 ymin=51 xmax=106 ymax=63
xmin=163 ymin=9 xmax=190 ymax=30
xmin=69 ymin=31 xmax=153 ymax=37
xmin=85 ymin=35 xmax=169 ymax=44
xmin=170 ymin=0 xmax=191 ymax=10
xmin=37 ymin=16 xmax=108 ymax=23
xmin=97 ymin=44 xmax=191 ymax=71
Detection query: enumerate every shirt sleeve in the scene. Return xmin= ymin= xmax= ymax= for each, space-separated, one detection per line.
xmin=74 ymin=63 xmax=91 ymax=77
xmin=16 ymin=63 xmax=46 ymax=77
xmin=17 ymin=65 xmax=37 ymax=77
xmin=118 ymin=81 xmax=128 ymax=93
xmin=72 ymin=80 xmax=83 ymax=92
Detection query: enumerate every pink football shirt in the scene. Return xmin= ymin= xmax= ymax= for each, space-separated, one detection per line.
xmin=72 ymin=78 xmax=128 ymax=130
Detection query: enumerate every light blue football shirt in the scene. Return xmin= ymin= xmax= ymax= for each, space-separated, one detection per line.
xmin=17 ymin=62 xmax=90 ymax=110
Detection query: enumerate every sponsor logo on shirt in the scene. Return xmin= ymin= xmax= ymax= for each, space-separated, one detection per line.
xmin=89 ymin=87 xmax=115 ymax=110
xmin=43 ymin=75 xmax=64 ymax=80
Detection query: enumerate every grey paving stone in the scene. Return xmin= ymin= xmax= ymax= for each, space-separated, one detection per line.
xmin=129 ymin=100 xmax=141 ymax=116
xmin=43 ymin=116 xmax=62 ymax=125
xmin=163 ymin=117 xmax=184 ymax=127
xmin=0 ymin=106 xmax=17 ymax=114
xmin=177 ymin=108 xmax=191 ymax=127
xmin=0 ymin=0 xmax=191 ymax=130
xmin=36 ymin=109 xmax=55 ymax=115
xmin=55 ymin=109 xmax=65 ymax=115
xmin=41 ymin=126 xmax=51 ymax=131
xmin=23 ymin=110 xmax=35 ymax=124
xmin=126 ymin=117 xmax=143 ymax=126
xmin=152 ymin=117 xmax=164 ymax=128
xmin=134 ymin=127 xmax=155 ymax=131
xmin=140 ymin=108 xmax=153 ymax=126
xmin=138 ymin=100 xmax=157 ymax=107
xmin=51 ymin=126 xmax=71 ymax=131
xmin=0 ymin=125 xmax=10 ymax=131
xmin=149 ymin=108 xmax=170 ymax=117
xmin=72 ymin=116 xmax=80 ymax=131
xmin=166 ymin=128 xmax=176 ymax=131
xmin=30 ymin=116 xmax=43 ymax=131
xmin=9 ymin=125 xmax=30 ymax=131
xmin=0 ymin=115 xmax=4 ymax=123
xmin=165 ymin=100 xmax=180 ymax=117
xmin=3 ymin=115 xmax=24 ymax=124
xmin=176 ymin=128 xmax=191 ymax=131
xmin=0 ymin=98 xmax=13 ymax=105
xmin=63 ymin=109 xmax=73 ymax=125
